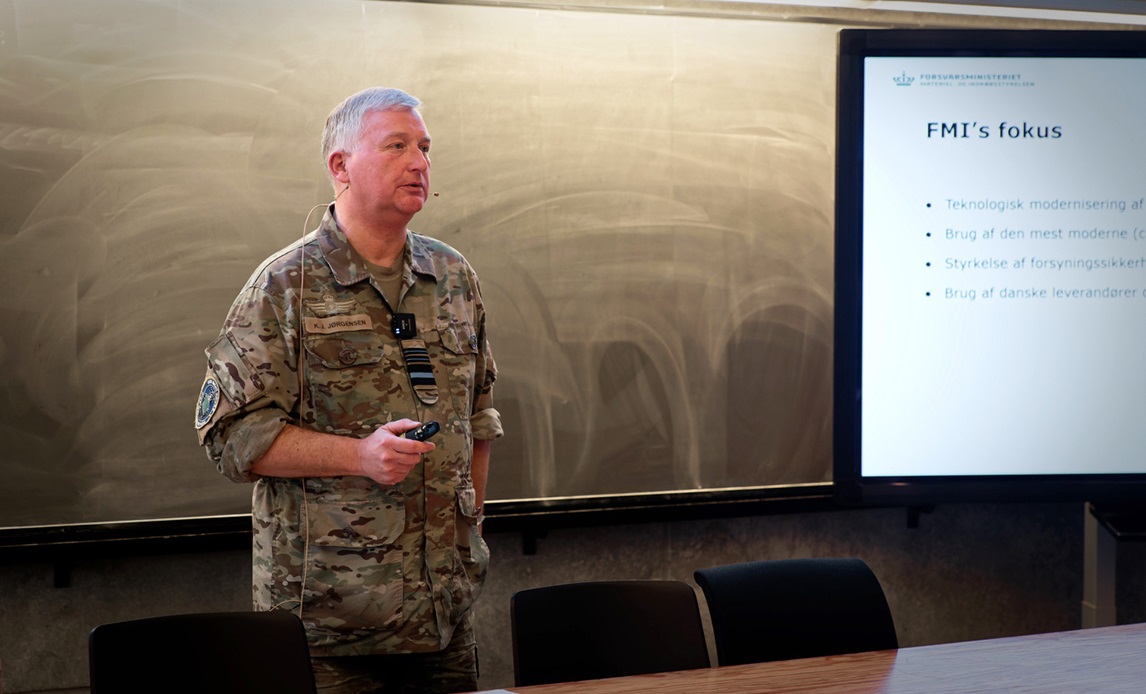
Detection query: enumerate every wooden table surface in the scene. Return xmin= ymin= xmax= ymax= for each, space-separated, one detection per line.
xmin=481 ymin=622 xmax=1146 ymax=693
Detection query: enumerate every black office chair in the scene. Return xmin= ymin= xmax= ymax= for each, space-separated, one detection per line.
xmin=510 ymin=579 xmax=711 ymax=686
xmin=694 ymin=557 xmax=898 ymax=666
xmin=89 ymin=610 xmax=317 ymax=694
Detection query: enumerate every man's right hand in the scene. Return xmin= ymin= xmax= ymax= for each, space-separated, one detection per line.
xmin=355 ymin=419 xmax=437 ymax=486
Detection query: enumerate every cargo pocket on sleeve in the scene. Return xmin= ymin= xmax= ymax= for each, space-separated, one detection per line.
xmin=206 ymin=332 xmax=264 ymax=406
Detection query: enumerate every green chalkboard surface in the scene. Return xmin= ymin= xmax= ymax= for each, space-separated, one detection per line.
xmin=0 ymin=0 xmax=838 ymax=530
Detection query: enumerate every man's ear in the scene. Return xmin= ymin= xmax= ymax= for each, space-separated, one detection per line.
xmin=328 ymin=150 xmax=350 ymax=185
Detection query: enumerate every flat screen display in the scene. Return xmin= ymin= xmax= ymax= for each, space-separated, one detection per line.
xmin=835 ymin=29 xmax=1146 ymax=504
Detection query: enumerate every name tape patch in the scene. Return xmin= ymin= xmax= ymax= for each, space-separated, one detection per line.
xmin=303 ymin=314 xmax=373 ymax=334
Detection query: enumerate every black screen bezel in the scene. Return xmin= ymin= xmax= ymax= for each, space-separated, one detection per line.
xmin=833 ymin=28 xmax=1146 ymax=506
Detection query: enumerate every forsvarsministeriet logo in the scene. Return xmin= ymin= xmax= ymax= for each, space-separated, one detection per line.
xmin=891 ymin=70 xmax=1034 ymax=88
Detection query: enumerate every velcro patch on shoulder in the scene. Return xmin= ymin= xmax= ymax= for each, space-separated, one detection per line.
xmin=195 ymin=375 xmax=221 ymax=429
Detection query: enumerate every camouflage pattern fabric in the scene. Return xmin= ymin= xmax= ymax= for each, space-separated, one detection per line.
xmin=195 ymin=205 xmax=500 ymax=657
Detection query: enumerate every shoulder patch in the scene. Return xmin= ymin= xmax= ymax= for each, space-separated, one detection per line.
xmin=195 ymin=376 xmax=221 ymax=429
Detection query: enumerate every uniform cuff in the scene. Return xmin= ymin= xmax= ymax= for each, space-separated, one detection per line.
xmin=470 ymin=407 xmax=503 ymax=441
xmin=217 ymin=409 xmax=290 ymax=482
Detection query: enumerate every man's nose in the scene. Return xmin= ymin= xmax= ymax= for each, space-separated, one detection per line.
xmin=408 ymin=150 xmax=430 ymax=171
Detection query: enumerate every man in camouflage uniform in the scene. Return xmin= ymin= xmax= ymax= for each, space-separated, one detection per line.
xmin=194 ymin=87 xmax=501 ymax=693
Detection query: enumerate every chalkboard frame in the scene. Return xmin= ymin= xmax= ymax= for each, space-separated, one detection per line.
xmin=0 ymin=484 xmax=835 ymax=573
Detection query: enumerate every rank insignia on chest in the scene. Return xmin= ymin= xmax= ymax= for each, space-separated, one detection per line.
xmin=400 ymin=338 xmax=439 ymax=406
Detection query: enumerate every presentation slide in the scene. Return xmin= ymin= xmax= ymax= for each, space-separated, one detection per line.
xmin=861 ymin=57 xmax=1146 ymax=477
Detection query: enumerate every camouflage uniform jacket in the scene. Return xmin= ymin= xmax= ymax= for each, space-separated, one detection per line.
xmin=195 ymin=205 xmax=501 ymax=656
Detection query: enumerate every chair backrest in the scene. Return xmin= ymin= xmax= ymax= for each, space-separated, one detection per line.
xmin=694 ymin=557 xmax=898 ymax=667
xmin=89 ymin=610 xmax=316 ymax=694
xmin=510 ymin=579 xmax=711 ymax=686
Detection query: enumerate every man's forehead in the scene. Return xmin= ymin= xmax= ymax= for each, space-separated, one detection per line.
xmin=365 ymin=108 xmax=430 ymax=137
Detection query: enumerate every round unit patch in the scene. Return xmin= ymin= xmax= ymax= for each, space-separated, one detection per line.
xmin=195 ymin=377 xmax=221 ymax=429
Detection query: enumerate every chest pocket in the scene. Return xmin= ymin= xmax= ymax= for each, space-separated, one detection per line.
xmin=428 ymin=322 xmax=478 ymax=418
xmin=302 ymin=331 xmax=396 ymax=435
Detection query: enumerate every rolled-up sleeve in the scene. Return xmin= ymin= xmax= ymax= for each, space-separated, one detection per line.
xmin=470 ymin=406 xmax=503 ymax=441
xmin=203 ymin=405 xmax=290 ymax=482
xmin=196 ymin=285 xmax=298 ymax=483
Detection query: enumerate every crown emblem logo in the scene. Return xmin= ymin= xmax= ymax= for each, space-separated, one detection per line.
xmin=893 ymin=71 xmax=914 ymax=86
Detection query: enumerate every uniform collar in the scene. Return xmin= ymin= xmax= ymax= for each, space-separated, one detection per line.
xmin=318 ymin=204 xmax=441 ymax=286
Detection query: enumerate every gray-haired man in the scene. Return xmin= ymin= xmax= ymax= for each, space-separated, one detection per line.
xmin=195 ymin=87 xmax=502 ymax=692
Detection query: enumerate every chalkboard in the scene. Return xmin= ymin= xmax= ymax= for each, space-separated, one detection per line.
xmin=0 ymin=0 xmax=839 ymax=529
